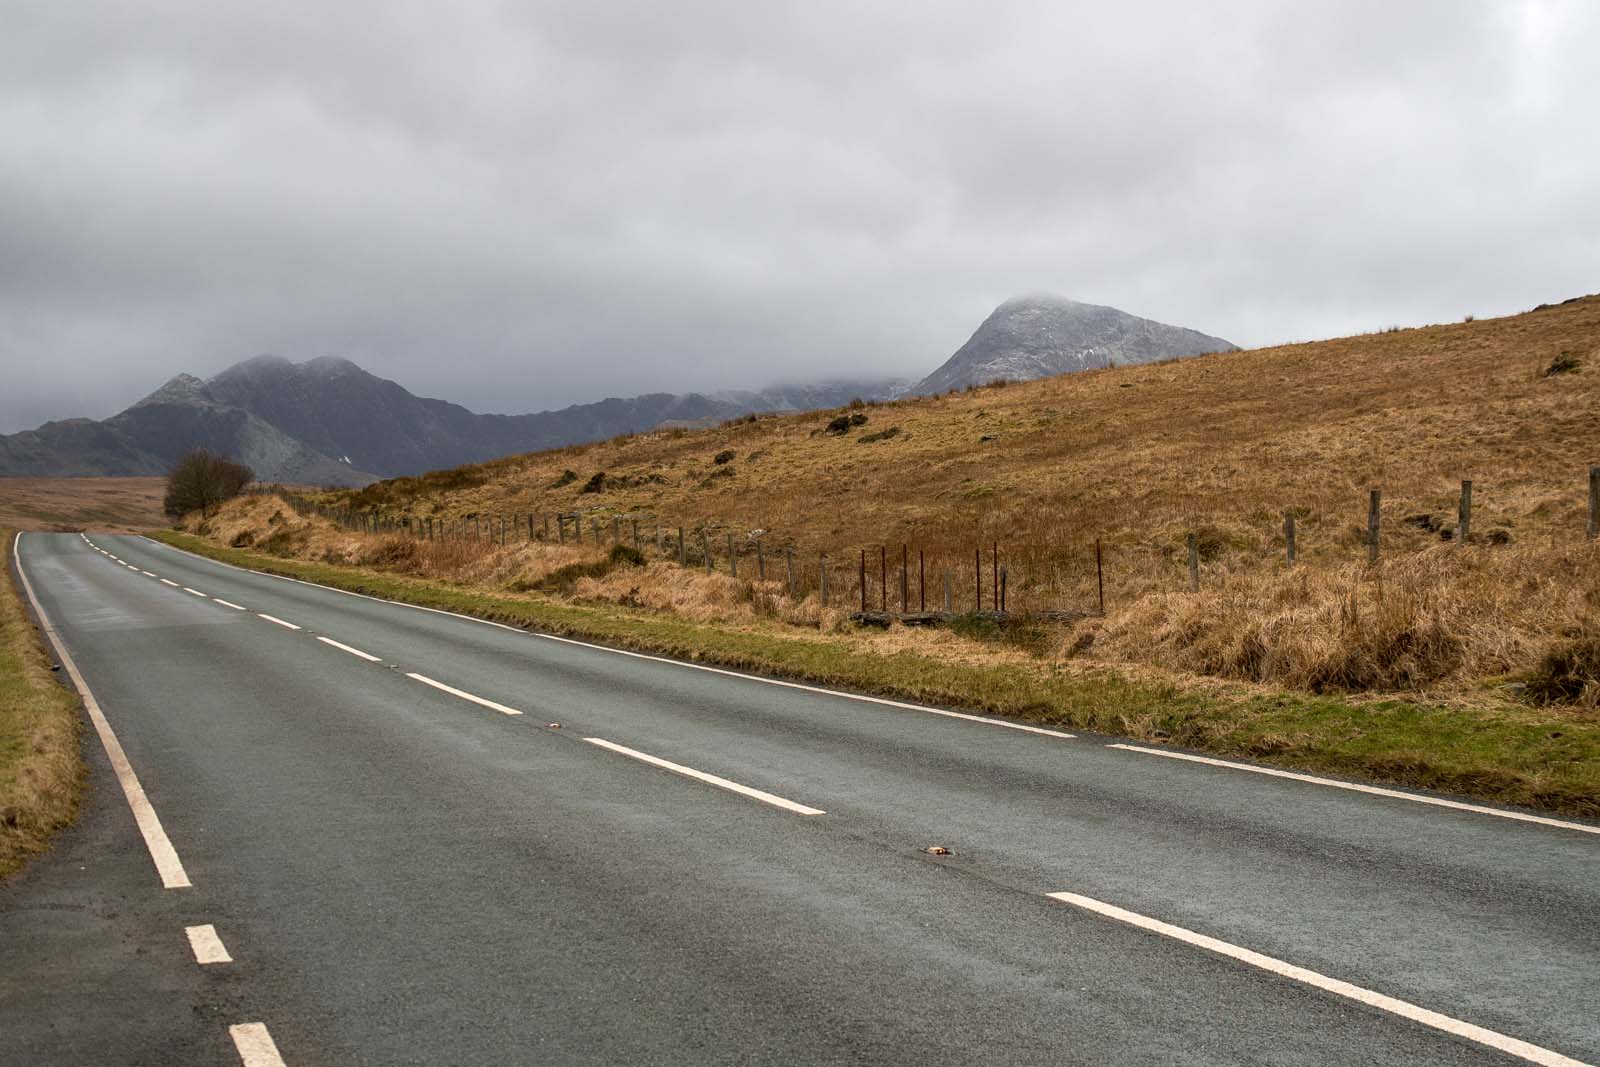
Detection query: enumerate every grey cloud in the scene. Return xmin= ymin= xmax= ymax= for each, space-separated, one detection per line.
xmin=2 ymin=0 xmax=1596 ymax=432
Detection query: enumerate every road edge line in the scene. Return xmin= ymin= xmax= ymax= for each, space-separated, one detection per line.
xmin=1107 ymin=743 xmax=1600 ymax=836
xmin=12 ymin=533 xmax=192 ymax=889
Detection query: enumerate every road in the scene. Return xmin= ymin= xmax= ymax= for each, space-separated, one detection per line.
xmin=4 ymin=530 xmax=1597 ymax=1066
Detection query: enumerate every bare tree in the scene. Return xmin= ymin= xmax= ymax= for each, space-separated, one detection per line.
xmin=163 ymin=448 xmax=253 ymax=518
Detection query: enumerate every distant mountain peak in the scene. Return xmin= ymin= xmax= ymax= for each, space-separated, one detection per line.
xmin=131 ymin=372 xmax=212 ymax=408
xmin=910 ymin=295 xmax=1236 ymax=394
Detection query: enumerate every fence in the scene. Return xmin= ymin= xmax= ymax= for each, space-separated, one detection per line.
xmin=245 ymin=465 xmax=1600 ymax=619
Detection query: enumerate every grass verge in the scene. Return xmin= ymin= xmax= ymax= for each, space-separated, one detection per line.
xmin=151 ymin=528 xmax=1600 ymax=818
xmin=1 ymin=531 xmax=84 ymax=877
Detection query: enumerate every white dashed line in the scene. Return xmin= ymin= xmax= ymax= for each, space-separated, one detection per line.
xmin=316 ymin=635 xmax=381 ymax=662
xmin=185 ymin=924 xmax=232 ymax=965
xmin=159 ymin=578 xmax=180 ymax=587
xmin=13 ymin=534 xmax=192 ymax=890
xmin=1046 ymin=890 xmax=1590 ymax=1067
xmin=229 ymin=1022 xmax=287 ymax=1066
xmin=406 ymin=672 xmax=523 ymax=715
xmin=584 ymin=737 xmax=827 ymax=815
xmin=257 ymin=614 xmax=301 ymax=630
xmin=141 ymin=570 xmax=157 ymax=577
xmin=213 ymin=599 xmax=246 ymax=611
xmin=183 ymin=587 xmax=208 ymax=597
xmin=1106 ymin=744 xmax=1600 ymax=836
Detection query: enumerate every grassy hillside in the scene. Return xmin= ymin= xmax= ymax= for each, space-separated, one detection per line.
xmin=276 ymin=294 xmax=1600 ymax=700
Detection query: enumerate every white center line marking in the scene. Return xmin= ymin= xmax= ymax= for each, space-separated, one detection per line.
xmin=213 ymin=599 xmax=246 ymax=611
xmin=1107 ymin=744 xmax=1600 ymax=836
xmin=159 ymin=578 xmax=180 ymax=587
xmin=584 ymin=737 xmax=827 ymax=815
xmin=406 ymin=672 xmax=523 ymax=715
xmin=257 ymin=613 xmax=301 ymax=630
xmin=141 ymin=570 xmax=157 ymax=577
xmin=183 ymin=587 xmax=208 ymax=597
xmin=229 ymin=1022 xmax=287 ymax=1067
xmin=1046 ymin=890 xmax=1590 ymax=1067
xmin=13 ymin=534 xmax=192 ymax=889
xmin=185 ymin=924 xmax=232 ymax=964
xmin=317 ymin=635 xmax=381 ymax=661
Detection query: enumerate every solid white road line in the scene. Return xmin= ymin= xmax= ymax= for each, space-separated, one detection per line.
xmin=183 ymin=587 xmax=208 ymax=597
xmin=406 ymin=672 xmax=523 ymax=715
xmin=145 ymin=537 xmax=1077 ymax=741
xmin=584 ymin=737 xmax=827 ymax=815
xmin=185 ymin=924 xmax=232 ymax=965
xmin=159 ymin=578 xmax=180 ymax=587
xmin=214 ymin=599 xmax=247 ymax=611
xmin=1046 ymin=890 xmax=1590 ymax=1067
xmin=229 ymin=1022 xmax=286 ymax=1067
xmin=539 ymin=632 xmax=1078 ymax=739
xmin=13 ymin=534 xmax=192 ymax=890
xmin=317 ymin=635 xmax=381 ymax=662
xmin=257 ymin=614 xmax=301 ymax=631
xmin=1108 ymin=743 xmax=1600 ymax=836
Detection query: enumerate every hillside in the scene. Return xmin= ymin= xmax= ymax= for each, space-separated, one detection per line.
xmin=308 ymin=293 xmax=1600 ymax=699
xmin=910 ymin=294 xmax=1236 ymax=394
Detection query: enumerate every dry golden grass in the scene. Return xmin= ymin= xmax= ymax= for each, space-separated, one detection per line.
xmin=0 ymin=530 xmax=84 ymax=877
xmin=0 ymin=476 xmax=166 ymax=532
xmin=269 ymin=295 xmax=1600 ymax=701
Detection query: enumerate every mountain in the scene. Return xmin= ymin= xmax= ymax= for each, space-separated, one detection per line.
xmin=0 ymin=356 xmax=905 ymax=484
xmin=0 ymin=372 xmax=375 ymax=485
xmin=911 ymin=295 xmax=1237 ymax=395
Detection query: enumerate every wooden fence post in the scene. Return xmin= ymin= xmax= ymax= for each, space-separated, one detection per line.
xmin=943 ymin=569 xmax=952 ymax=613
xmin=679 ymin=527 xmax=687 ymax=566
xmin=819 ymin=555 xmax=829 ymax=606
xmin=785 ymin=548 xmax=795 ymax=596
xmin=558 ymin=515 xmax=566 ymax=543
xmin=859 ymin=550 xmax=867 ymax=613
xmin=612 ymin=516 xmax=620 ymax=542
xmin=1095 ymin=538 xmax=1105 ymax=615
xmin=919 ymin=549 xmax=925 ymax=612
xmin=1284 ymin=513 xmax=1296 ymax=566
xmin=756 ymin=538 xmax=765 ymax=580
xmin=1588 ymin=467 xmax=1598 ymax=540
xmin=1000 ymin=567 xmax=1007 ymax=613
xmin=632 ymin=518 xmax=640 ymax=551
xmin=1368 ymin=489 xmax=1381 ymax=564
xmin=727 ymin=533 xmax=736 ymax=577
xmin=1187 ymin=532 xmax=1199 ymax=592
xmin=702 ymin=530 xmax=713 ymax=573
xmin=1458 ymin=480 xmax=1472 ymax=543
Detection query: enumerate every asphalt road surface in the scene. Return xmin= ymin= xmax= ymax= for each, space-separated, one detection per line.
xmin=4 ymin=531 xmax=1597 ymax=1066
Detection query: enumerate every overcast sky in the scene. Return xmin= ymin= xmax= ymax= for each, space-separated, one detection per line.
xmin=2 ymin=1 xmax=1595 ymax=432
